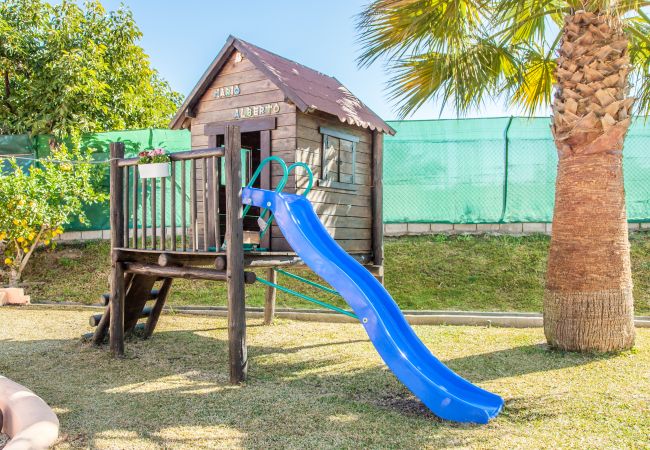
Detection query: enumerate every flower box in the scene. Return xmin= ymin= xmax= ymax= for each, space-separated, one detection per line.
xmin=138 ymin=162 xmax=170 ymax=179
xmin=137 ymin=148 xmax=171 ymax=178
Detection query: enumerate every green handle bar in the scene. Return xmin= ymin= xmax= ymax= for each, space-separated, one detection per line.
xmin=257 ymin=162 xmax=314 ymax=238
xmin=242 ymin=156 xmax=289 ymax=219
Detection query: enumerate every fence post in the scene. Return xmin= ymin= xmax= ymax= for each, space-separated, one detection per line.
xmin=499 ymin=116 xmax=514 ymax=223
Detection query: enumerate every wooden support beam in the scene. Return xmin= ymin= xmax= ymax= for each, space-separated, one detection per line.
xmin=109 ymin=142 xmax=126 ymax=357
xmin=113 ymin=248 xmax=374 ymax=270
xmin=109 ymin=261 xmax=125 ymax=356
xmin=110 ymin=142 xmax=125 ymax=248
xmin=123 ymin=274 xmax=158 ymax=331
xmin=124 ymin=262 xmax=256 ymax=283
xmin=263 ymin=268 xmax=276 ymax=325
xmin=371 ymin=130 xmax=385 ymax=284
xmin=91 ymin=304 xmax=110 ymax=345
xmin=158 ymin=252 xmax=180 ymax=267
xmin=225 ymin=125 xmax=247 ymax=384
xmin=101 ymin=288 xmax=154 ymax=308
xmin=144 ymin=278 xmax=173 ymax=338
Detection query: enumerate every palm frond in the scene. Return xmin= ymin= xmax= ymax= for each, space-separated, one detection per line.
xmin=626 ymin=14 xmax=650 ymax=114
xmin=589 ymin=0 xmax=650 ymax=15
xmin=356 ymin=0 xmax=489 ymax=67
xmin=503 ymin=42 xmax=557 ymax=116
xmin=492 ymin=0 xmax=567 ymax=44
xmin=387 ymin=37 xmax=519 ymax=117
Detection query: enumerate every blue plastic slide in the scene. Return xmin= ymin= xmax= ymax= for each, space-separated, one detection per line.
xmin=242 ymin=187 xmax=504 ymax=423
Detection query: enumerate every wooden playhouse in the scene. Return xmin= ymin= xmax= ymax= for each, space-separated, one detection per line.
xmin=94 ymin=36 xmax=394 ymax=382
xmin=171 ymin=36 xmax=394 ymax=254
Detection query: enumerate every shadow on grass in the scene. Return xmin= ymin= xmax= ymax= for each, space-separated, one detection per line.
xmin=442 ymin=343 xmax=616 ymax=383
xmin=0 ymin=325 xmax=620 ymax=449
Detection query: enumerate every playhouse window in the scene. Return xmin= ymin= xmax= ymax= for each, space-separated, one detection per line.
xmin=319 ymin=126 xmax=359 ymax=189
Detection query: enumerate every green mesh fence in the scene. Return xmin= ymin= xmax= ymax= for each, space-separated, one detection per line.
xmin=385 ymin=117 xmax=650 ymax=224
xmin=1 ymin=128 xmax=191 ymax=231
xmin=2 ymin=119 xmax=650 ymax=231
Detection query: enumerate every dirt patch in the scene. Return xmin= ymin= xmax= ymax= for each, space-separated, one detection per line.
xmin=0 ymin=433 xmax=9 ymax=448
xmin=374 ymin=391 xmax=440 ymax=420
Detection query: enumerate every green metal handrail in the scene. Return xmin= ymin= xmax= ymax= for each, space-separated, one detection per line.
xmin=242 ymin=156 xmax=288 ymax=219
xmin=256 ymin=162 xmax=315 ymax=238
xmin=288 ymin=162 xmax=314 ymax=196
xmin=275 ymin=268 xmax=339 ymax=296
xmin=256 ymin=277 xmax=357 ymax=319
xmin=243 ymin=159 xmax=349 ymax=318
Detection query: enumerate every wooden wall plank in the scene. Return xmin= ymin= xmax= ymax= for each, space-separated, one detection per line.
xmin=271 ymin=237 xmax=370 ymax=252
xmin=198 ymin=89 xmax=286 ymax=114
xmin=195 ymin=102 xmax=295 ymax=125
xmin=203 ymin=68 xmax=268 ymax=88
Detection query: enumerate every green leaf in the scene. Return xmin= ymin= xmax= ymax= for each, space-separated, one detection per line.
xmin=0 ymin=0 xmax=182 ymax=136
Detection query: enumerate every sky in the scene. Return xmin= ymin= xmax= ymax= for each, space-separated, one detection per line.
xmin=96 ymin=0 xmax=526 ymax=121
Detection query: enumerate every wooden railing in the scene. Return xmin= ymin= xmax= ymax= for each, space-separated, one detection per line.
xmin=108 ymin=126 xmax=249 ymax=383
xmin=110 ymin=146 xmax=229 ymax=253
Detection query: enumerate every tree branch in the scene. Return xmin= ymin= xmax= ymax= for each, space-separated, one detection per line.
xmin=18 ymin=226 xmax=46 ymax=276
xmin=3 ymin=70 xmax=15 ymax=114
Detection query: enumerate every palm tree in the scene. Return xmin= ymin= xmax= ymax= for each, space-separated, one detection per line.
xmin=358 ymin=0 xmax=650 ymax=352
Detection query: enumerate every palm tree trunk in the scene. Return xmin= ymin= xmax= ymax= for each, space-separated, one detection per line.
xmin=546 ymin=11 xmax=635 ymax=352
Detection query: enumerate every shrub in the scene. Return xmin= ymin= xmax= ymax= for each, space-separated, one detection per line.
xmin=0 ymin=139 xmax=107 ymax=285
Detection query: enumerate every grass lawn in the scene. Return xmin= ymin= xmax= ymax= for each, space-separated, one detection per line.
xmin=22 ymin=233 xmax=650 ymax=314
xmin=0 ymin=308 xmax=648 ymax=449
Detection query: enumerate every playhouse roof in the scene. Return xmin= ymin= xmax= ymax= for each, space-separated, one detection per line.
xmin=170 ymin=36 xmax=395 ymax=135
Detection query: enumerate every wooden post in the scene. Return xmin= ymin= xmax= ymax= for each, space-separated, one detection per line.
xmin=371 ymin=131 xmax=385 ymax=284
xmin=123 ymin=167 xmax=129 ymax=247
xmin=181 ymin=160 xmax=187 ymax=251
xmin=132 ymin=168 xmax=138 ymax=248
xmin=109 ymin=142 xmax=126 ymax=356
xmin=225 ymin=125 xmax=247 ymax=383
xmin=170 ymin=161 xmax=177 ymax=251
xmin=161 ymin=177 xmax=166 ymax=250
xmin=141 ymin=177 xmax=147 ymax=249
xmin=190 ymin=159 xmax=197 ymax=251
xmin=263 ymin=268 xmax=277 ymax=325
xmin=151 ymin=178 xmax=157 ymax=249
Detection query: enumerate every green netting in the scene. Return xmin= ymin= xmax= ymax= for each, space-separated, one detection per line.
xmin=385 ymin=117 xmax=650 ymax=224
xmin=1 ymin=129 xmax=191 ymax=231
xmin=623 ymin=119 xmax=650 ymax=222
xmin=384 ymin=118 xmax=510 ymax=223
xmin=0 ymin=134 xmax=35 ymax=171
xmin=0 ymin=134 xmax=33 ymax=155
xmin=70 ymin=129 xmax=192 ymax=231
xmin=502 ymin=118 xmax=557 ymax=223
xmin=3 ymin=119 xmax=650 ymax=231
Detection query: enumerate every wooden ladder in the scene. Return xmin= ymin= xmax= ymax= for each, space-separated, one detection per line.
xmin=90 ymin=273 xmax=173 ymax=344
